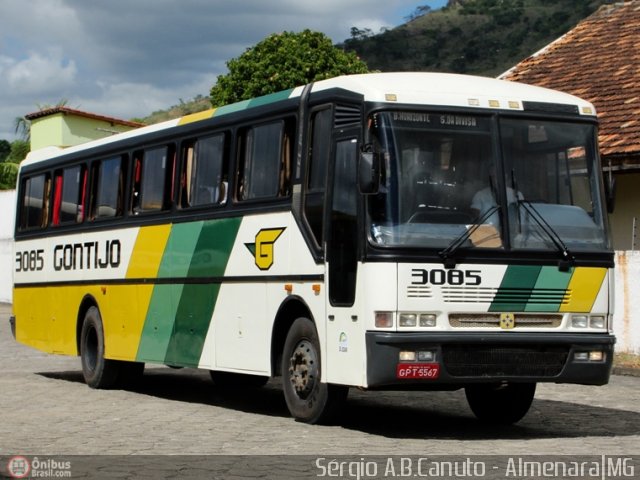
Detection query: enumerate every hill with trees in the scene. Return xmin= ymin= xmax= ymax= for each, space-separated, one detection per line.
xmin=345 ymin=0 xmax=608 ymax=77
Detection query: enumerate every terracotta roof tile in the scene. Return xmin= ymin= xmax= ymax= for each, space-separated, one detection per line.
xmin=25 ymin=106 xmax=145 ymax=129
xmin=501 ymin=1 xmax=640 ymax=161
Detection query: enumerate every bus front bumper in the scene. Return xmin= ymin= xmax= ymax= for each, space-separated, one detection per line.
xmin=366 ymin=331 xmax=615 ymax=389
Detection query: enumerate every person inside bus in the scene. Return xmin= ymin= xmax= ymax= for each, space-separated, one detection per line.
xmin=470 ymin=164 xmax=523 ymax=228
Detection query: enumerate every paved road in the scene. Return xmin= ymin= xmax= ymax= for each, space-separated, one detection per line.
xmin=1 ymin=303 xmax=638 ymax=477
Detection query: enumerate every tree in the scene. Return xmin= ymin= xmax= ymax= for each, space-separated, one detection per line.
xmin=0 ymin=162 xmax=18 ymax=190
xmin=0 ymin=140 xmax=29 ymax=190
xmin=210 ymin=30 xmax=368 ymax=106
xmin=0 ymin=140 xmax=10 ymax=163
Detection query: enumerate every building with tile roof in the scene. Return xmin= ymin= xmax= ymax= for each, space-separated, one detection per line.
xmin=501 ymin=0 xmax=640 ymax=250
xmin=25 ymin=106 xmax=145 ymax=152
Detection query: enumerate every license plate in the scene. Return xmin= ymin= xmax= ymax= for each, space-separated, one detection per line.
xmin=396 ymin=363 xmax=440 ymax=380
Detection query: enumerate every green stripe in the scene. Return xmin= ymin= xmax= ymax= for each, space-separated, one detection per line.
xmin=214 ymin=89 xmax=294 ymax=117
xmin=136 ymin=218 xmax=241 ymax=365
xmin=525 ymin=266 xmax=573 ymax=312
xmin=136 ymin=222 xmax=202 ymax=362
xmin=136 ymin=222 xmax=203 ymax=362
xmin=489 ymin=265 xmax=542 ymax=312
xmin=164 ymin=217 xmax=242 ymax=366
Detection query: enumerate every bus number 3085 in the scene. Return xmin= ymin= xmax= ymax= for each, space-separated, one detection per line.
xmin=411 ymin=268 xmax=482 ymax=286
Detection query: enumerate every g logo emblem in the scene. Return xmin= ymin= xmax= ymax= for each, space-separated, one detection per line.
xmin=499 ymin=313 xmax=515 ymax=330
xmin=245 ymin=228 xmax=286 ymax=270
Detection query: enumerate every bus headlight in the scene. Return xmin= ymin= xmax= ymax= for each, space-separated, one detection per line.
xmin=589 ymin=315 xmax=606 ymax=329
xmin=571 ymin=315 xmax=588 ymax=328
xmin=419 ymin=314 xmax=437 ymax=327
xmin=399 ymin=313 xmax=417 ymax=327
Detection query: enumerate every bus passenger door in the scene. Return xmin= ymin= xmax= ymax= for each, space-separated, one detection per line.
xmin=325 ymin=130 xmax=364 ymax=386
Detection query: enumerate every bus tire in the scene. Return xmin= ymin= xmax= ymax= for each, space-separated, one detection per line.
xmin=80 ymin=306 xmax=120 ymax=389
xmin=281 ymin=317 xmax=348 ymax=424
xmin=465 ymin=382 xmax=536 ymax=425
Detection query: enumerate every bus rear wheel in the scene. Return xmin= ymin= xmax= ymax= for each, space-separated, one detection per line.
xmin=80 ymin=306 xmax=120 ymax=389
xmin=281 ymin=317 xmax=348 ymax=424
xmin=465 ymin=382 xmax=536 ymax=425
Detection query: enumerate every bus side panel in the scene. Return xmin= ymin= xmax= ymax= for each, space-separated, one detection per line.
xmin=201 ymin=212 xmax=324 ymax=374
xmin=324 ymin=262 xmax=397 ymax=387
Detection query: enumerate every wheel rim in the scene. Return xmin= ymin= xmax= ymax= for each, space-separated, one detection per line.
xmin=288 ymin=339 xmax=318 ymax=399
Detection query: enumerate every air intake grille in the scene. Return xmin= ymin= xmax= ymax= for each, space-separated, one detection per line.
xmin=449 ymin=313 xmax=562 ymax=329
xmin=442 ymin=345 xmax=568 ymax=377
xmin=334 ymin=104 xmax=361 ymax=129
xmin=442 ymin=286 xmax=570 ymax=305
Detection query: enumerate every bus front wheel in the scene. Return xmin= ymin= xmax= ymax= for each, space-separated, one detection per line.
xmin=80 ymin=306 xmax=120 ymax=389
xmin=282 ymin=317 xmax=348 ymax=424
xmin=465 ymin=382 xmax=536 ymax=425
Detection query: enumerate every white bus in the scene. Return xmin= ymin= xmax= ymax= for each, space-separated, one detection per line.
xmin=11 ymin=72 xmax=615 ymax=424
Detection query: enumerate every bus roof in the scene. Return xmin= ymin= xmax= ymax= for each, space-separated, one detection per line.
xmin=309 ymin=72 xmax=596 ymax=115
xmin=22 ymin=72 xmax=596 ymax=167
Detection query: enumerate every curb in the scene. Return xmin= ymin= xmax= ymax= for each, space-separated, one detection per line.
xmin=612 ymin=366 xmax=640 ymax=378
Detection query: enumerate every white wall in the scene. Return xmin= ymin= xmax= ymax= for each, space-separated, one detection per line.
xmin=0 ymin=187 xmax=638 ymax=352
xmin=0 ymin=190 xmax=16 ymax=303
xmin=614 ymin=251 xmax=640 ymax=353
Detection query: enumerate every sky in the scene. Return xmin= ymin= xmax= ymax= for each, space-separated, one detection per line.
xmin=0 ymin=0 xmax=447 ymax=142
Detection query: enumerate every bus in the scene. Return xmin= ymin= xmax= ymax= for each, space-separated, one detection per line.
xmin=10 ymin=72 xmax=615 ymax=424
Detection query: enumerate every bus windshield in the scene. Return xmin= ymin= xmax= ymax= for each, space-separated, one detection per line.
xmin=367 ymin=111 xmax=609 ymax=252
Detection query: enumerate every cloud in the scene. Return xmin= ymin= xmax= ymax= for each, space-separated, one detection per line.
xmin=0 ymin=0 xmax=428 ymax=140
xmin=5 ymin=49 xmax=77 ymax=95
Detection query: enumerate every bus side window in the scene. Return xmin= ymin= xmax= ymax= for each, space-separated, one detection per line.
xmin=19 ymin=173 xmax=51 ymax=230
xmin=237 ymin=118 xmax=294 ymax=201
xmin=180 ymin=133 xmax=227 ymax=208
xmin=304 ymin=107 xmax=332 ymax=246
xmin=90 ymin=156 xmax=126 ymax=220
xmin=52 ymin=165 xmax=87 ymax=226
xmin=131 ymin=146 xmax=174 ymax=213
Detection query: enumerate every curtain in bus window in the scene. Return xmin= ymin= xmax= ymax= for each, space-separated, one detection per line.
xmin=243 ymin=123 xmax=282 ymax=200
xmin=52 ymin=174 xmax=63 ymax=226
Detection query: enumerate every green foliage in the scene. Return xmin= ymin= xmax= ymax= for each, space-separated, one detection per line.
xmin=6 ymin=140 xmax=29 ymax=165
xmin=345 ymin=0 xmax=608 ymax=77
xmin=0 ymin=140 xmax=11 ymax=163
xmin=210 ymin=30 xmax=369 ymax=106
xmin=0 ymin=140 xmax=29 ymax=190
xmin=0 ymin=162 xmax=19 ymax=190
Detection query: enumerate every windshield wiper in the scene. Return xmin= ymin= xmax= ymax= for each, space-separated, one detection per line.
xmin=516 ymin=199 xmax=574 ymax=270
xmin=510 ymin=170 xmax=574 ymax=271
xmin=439 ymin=205 xmax=500 ymax=268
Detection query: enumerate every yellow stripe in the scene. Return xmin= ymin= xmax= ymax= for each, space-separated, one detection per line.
xmin=102 ymin=224 xmax=173 ymax=359
xmin=126 ymin=224 xmax=171 ymax=278
xmin=560 ymin=267 xmax=607 ymax=313
xmin=177 ymin=108 xmax=216 ymax=126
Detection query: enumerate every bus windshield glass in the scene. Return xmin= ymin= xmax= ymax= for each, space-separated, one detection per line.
xmin=367 ymin=111 xmax=609 ymax=252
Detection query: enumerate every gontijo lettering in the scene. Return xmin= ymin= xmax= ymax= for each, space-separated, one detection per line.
xmin=53 ymin=240 xmax=121 ymax=271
